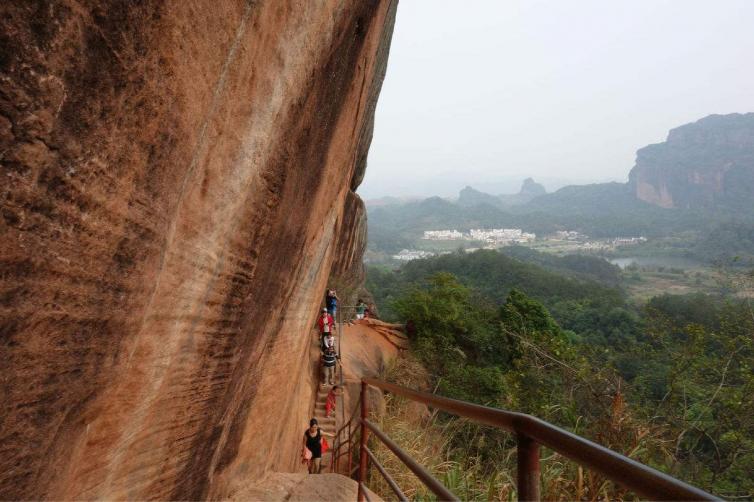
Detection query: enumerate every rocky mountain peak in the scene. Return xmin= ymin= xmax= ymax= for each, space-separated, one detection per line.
xmin=628 ymin=113 xmax=754 ymax=210
xmin=520 ymin=177 xmax=546 ymax=196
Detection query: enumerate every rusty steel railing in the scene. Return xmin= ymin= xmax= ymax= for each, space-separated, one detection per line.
xmin=330 ymin=394 xmax=361 ymax=474
xmin=357 ymin=378 xmax=719 ymax=502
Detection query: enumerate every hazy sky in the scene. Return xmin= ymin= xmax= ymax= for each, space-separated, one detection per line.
xmin=360 ymin=0 xmax=754 ymax=199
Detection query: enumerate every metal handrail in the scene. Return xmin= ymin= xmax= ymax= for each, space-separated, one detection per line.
xmin=330 ymin=394 xmax=361 ymax=473
xmin=337 ymin=394 xmax=362 ymax=438
xmin=364 ymin=418 xmax=457 ymax=501
xmin=364 ymin=446 xmax=409 ymax=502
xmin=358 ymin=378 xmax=719 ymax=502
xmin=360 ymin=483 xmax=373 ymax=502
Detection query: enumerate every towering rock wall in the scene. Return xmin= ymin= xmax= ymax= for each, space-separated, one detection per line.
xmin=0 ymin=1 xmax=396 ymax=499
xmin=628 ymin=113 xmax=754 ymax=210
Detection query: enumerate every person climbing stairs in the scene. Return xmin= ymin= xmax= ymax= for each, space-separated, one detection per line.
xmin=313 ymin=385 xmax=338 ymax=471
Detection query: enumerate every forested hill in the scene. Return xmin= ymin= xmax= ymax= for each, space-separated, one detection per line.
xmin=519 ymin=182 xmax=646 ymax=215
xmin=369 ymin=249 xmax=634 ymax=348
xmin=368 ymin=249 xmax=754 ymax=498
xmin=498 ymin=246 xmax=622 ymax=287
xmin=389 ymin=249 xmax=623 ymax=306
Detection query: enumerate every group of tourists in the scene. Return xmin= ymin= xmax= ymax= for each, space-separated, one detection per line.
xmin=324 ymin=289 xmax=369 ymax=321
xmin=318 ymin=291 xmax=370 ymax=385
xmin=301 ymin=289 xmax=370 ymax=473
xmin=319 ymin=290 xmax=339 ymax=389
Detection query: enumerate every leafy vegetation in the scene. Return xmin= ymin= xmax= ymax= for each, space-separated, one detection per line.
xmin=692 ymin=220 xmax=754 ymax=264
xmin=367 ymin=252 xmax=754 ymax=499
xmin=368 ymin=249 xmax=634 ymax=352
xmin=499 ymin=245 xmax=622 ymax=287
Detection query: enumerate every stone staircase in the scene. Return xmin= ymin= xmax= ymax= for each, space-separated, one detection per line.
xmin=312 ymin=327 xmax=341 ymax=472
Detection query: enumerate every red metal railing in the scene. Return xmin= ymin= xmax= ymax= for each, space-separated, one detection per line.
xmin=330 ymin=394 xmax=361 ymax=475
xmin=356 ymin=378 xmax=719 ymax=502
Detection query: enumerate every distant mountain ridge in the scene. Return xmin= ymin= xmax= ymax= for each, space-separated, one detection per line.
xmin=519 ymin=182 xmax=647 ymax=214
xmin=367 ymin=113 xmax=754 ymax=262
xmin=364 ymin=195 xmax=423 ymax=207
xmin=458 ymin=177 xmax=547 ymax=208
xmin=454 ymin=114 xmax=754 ymax=214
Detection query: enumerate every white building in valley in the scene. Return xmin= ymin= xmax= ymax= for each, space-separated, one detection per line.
xmin=554 ymin=230 xmax=586 ymax=241
xmin=469 ymin=228 xmax=536 ymax=244
xmin=423 ymin=230 xmax=464 ymax=240
xmin=392 ymin=249 xmax=436 ymax=261
xmin=420 ymin=228 xmax=536 ymax=246
xmin=612 ymin=237 xmax=648 ymax=246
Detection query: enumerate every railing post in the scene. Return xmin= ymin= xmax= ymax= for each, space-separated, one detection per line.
xmin=347 ymin=421 xmax=352 ymax=477
xmin=357 ymin=381 xmax=369 ymax=502
xmin=517 ymin=432 xmax=540 ymax=501
xmin=333 ymin=431 xmax=338 ymax=472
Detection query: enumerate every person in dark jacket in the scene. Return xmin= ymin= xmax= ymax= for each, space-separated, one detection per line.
xmin=326 ymin=289 xmax=338 ymax=319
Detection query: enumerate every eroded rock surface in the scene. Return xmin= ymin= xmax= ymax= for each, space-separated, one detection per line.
xmin=227 ymin=472 xmax=383 ymax=502
xmin=0 ymin=1 xmax=396 ymax=499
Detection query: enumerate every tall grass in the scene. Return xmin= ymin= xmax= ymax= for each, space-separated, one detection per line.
xmin=366 ymin=355 xmax=642 ymax=501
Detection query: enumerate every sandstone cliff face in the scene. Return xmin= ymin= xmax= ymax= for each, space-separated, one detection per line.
xmin=328 ymin=190 xmax=370 ymax=310
xmin=628 ymin=113 xmax=754 ymax=210
xmin=0 ymin=1 xmax=396 ymax=500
